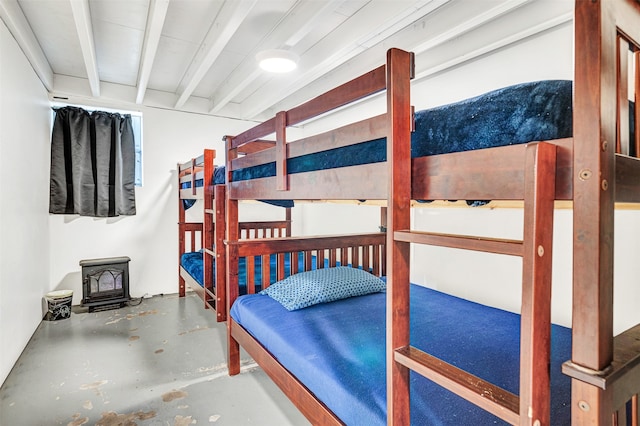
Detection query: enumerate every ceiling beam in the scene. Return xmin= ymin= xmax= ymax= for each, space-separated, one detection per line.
xmin=208 ymin=0 xmax=343 ymax=114
xmin=414 ymin=12 xmax=573 ymax=81
xmin=136 ymin=0 xmax=170 ymax=104
xmin=412 ymin=0 xmax=531 ymax=54
xmin=0 ymin=0 xmax=54 ymax=91
xmin=240 ymin=0 xmax=451 ymax=120
xmin=173 ymin=0 xmax=257 ymax=110
xmin=252 ymin=0 xmax=563 ymax=125
xmin=69 ymin=0 xmax=100 ymax=97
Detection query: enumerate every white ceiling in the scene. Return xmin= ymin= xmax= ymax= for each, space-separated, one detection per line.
xmin=0 ymin=0 xmax=573 ymax=122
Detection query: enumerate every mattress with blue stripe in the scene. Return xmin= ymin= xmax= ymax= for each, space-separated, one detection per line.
xmin=186 ymin=80 xmax=635 ymax=206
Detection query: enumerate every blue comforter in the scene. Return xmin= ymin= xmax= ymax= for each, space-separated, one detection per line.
xmin=231 ymin=283 xmax=572 ymax=425
xmin=230 ymin=80 xmax=574 ymax=183
xmin=180 ymin=251 xmax=324 ymax=293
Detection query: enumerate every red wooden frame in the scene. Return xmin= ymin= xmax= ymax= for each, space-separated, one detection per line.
xmin=223 ymin=1 xmax=640 ymax=424
xmin=178 ymin=150 xmax=292 ymax=322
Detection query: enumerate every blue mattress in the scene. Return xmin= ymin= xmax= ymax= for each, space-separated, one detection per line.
xmin=230 ymin=80 xmax=575 ymax=183
xmin=180 ymin=166 xmax=293 ymax=209
xmin=185 ymin=80 xmax=636 ymax=205
xmin=180 ymin=251 xmax=325 ymax=293
xmin=230 ymin=283 xmax=572 ymax=425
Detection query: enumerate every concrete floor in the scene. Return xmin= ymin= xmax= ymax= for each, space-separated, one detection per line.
xmin=0 ymin=292 xmax=309 ymax=426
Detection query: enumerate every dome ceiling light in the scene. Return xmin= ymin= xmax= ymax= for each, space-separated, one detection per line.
xmin=256 ymin=49 xmax=299 ymax=73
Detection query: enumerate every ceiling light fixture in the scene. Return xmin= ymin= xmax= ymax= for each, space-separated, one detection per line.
xmin=256 ymin=49 xmax=299 ymax=73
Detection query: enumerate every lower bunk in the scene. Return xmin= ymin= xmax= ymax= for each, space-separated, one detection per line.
xmin=178 ymin=217 xmax=292 ymax=320
xmin=225 ymin=233 xmax=570 ymax=425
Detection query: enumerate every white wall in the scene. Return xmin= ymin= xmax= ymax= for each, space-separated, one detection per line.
xmin=0 ymin=20 xmax=52 ymax=386
xmin=4 ymin=6 xmax=640 ymax=389
xmin=301 ymin=22 xmax=640 ymax=335
xmin=48 ymin=109 xmax=259 ymax=304
xmin=408 ymin=23 xmax=577 ymax=327
xmin=407 ymin=22 xmax=640 ymax=335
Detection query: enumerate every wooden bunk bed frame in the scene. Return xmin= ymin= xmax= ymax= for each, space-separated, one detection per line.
xmin=178 ymin=149 xmax=292 ymax=321
xmin=223 ymin=0 xmax=640 ymax=424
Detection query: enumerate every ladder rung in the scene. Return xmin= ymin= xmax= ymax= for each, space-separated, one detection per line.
xmin=394 ymin=230 xmax=523 ymax=257
xmin=204 ymin=209 xmax=215 ymax=215
xmin=394 ymin=346 xmax=520 ymax=425
xmin=203 ymin=248 xmax=216 ymax=257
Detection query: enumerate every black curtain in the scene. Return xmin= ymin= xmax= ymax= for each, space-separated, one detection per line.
xmin=49 ymin=106 xmax=136 ymax=217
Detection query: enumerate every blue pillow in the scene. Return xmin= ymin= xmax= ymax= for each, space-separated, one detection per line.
xmin=260 ymin=266 xmax=386 ymax=311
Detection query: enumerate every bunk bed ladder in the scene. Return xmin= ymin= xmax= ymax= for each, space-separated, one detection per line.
xmin=202 ymin=183 xmax=226 ymax=321
xmin=389 ymin=142 xmax=557 ymax=425
xmin=198 ymin=150 xmax=215 ymax=314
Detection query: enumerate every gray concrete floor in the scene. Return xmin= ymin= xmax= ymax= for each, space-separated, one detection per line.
xmin=0 ymin=292 xmax=309 ymax=426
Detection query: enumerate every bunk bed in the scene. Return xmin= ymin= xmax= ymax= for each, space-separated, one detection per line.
xmin=177 ymin=149 xmax=292 ymax=321
xmin=224 ymin=0 xmax=640 ymax=424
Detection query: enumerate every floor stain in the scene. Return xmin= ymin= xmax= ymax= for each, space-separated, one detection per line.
xmin=82 ymin=400 xmax=93 ymax=410
xmin=105 ymin=310 xmax=157 ymax=325
xmin=128 ymin=335 xmax=140 ymax=342
xmin=154 ymin=348 xmax=164 ymax=354
xmin=162 ymin=389 xmax=188 ymax=402
xmin=67 ymin=413 xmax=88 ymax=426
xmin=131 ymin=310 xmax=158 ymax=318
xmin=174 ymin=415 xmax=193 ymax=426
xmin=209 ymin=414 xmax=221 ymax=422
xmin=95 ymin=410 xmax=156 ymax=426
xmin=178 ymin=327 xmax=209 ymax=336
xmin=79 ymin=380 xmax=108 ymax=392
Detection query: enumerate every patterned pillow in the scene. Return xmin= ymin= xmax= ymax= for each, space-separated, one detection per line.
xmin=260 ymin=266 xmax=386 ymax=311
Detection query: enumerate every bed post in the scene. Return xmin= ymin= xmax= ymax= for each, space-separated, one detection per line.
xmin=178 ymin=162 xmax=186 ymax=297
xmin=386 ymin=48 xmax=414 ymax=425
xmin=214 ymin=184 xmax=226 ymax=321
xmin=203 ymin=149 xmax=215 ymax=310
xmin=569 ymin=0 xmax=635 ymax=423
xmin=285 ymin=207 xmax=292 ymax=237
xmin=225 ymin=135 xmax=241 ymax=375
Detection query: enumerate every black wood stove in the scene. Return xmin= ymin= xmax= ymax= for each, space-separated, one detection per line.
xmin=80 ymin=256 xmax=131 ymax=312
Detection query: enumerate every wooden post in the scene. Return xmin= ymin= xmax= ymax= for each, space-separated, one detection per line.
xmin=519 ymin=142 xmax=556 ymax=425
xmin=178 ymin=162 xmax=186 ymax=297
xmin=214 ymin=184 xmax=226 ymax=321
xmin=203 ymin=149 xmax=215 ymax=310
xmin=276 ymin=111 xmax=288 ymax=191
xmin=386 ymin=47 xmax=414 ymax=425
xmin=572 ymin=0 xmax=616 ymax=423
xmin=225 ymin=135 xmax=241 ymax=375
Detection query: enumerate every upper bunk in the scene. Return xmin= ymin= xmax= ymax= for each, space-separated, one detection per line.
xmin=224 ymin=22 xmax=639 ymax=208
xmin=178 ymin=149 xmax=224 ymax=202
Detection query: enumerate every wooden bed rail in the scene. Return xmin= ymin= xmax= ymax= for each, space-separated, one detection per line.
xmin=224 ymin=48 xmax=415 ymax=195
xmin=226 ymin=64 xmax=389 ymax=151
xmin=177 ymin=222 xmax=202 ymax=297
xmin=226 ymin=232 xmax=386 ymax=378
xmin=239 ymin=220 xmax=291 ymax=239
xmin=227 ymin=232 xmax=386 ymax=295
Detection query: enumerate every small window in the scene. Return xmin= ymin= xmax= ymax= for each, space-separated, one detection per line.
xmin=51 ymin=103 xmax=143 ymax=186
xmin=130 ymin=114 xmax=143 ymax=186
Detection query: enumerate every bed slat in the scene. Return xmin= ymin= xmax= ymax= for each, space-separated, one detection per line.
xmin=394 ymin=231 xmax=524 ymax=257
